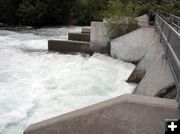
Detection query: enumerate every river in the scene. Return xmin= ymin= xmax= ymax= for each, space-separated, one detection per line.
xmin=0 ymin=26 xmax=136 ymax=134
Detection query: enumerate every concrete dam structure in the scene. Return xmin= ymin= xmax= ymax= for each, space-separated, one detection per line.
xmin=24 ymin=12 xmax=180 ymax=134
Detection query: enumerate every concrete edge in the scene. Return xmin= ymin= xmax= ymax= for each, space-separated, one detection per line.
xmin=24 ymin=94 xmax=178 ymax=133
xmin=48 ymin=40 xmax=90 ymax=44
xmin=48 ymin=40 xmax=94 ymax=54
xmin=133 ymin=53 xmax=175 ymax=97
xmin=127 ymin=34 xmax=162 ymax=83
xmin=111 ymin=27 xmax=154 ymax=43
xmin=82 ymin=27 xmax=91 ymax=33
xmin=68 ymin=33 xmax=90 ymax=42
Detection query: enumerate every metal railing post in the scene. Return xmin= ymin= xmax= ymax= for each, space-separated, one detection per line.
xmin=160 ymin=20 xmax=164 ymax=43
xmin=167 ymin=28 xmax=171 ymax=42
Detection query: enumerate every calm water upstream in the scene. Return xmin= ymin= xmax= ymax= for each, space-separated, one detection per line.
xmin=0 ymin=26 xmax=136 ymax=134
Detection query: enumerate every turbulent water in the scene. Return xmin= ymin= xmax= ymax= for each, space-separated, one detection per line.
xmin=0 ymin=26 xmax=136 ymax=134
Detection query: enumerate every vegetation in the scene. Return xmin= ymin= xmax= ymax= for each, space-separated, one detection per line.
xmin=107 ymin=18 xmax=139 ymax=39
xmin=104 ymin=1 xmax=139 ymax=39
xmin=0 ymin=0 xmax=108 ymax=26
xmin=71 ymin=0 xmax=108 ymax=25
xmin=102 ymin=0 xmax=179 ymax=39
xmin=0 ymin=0 xmax=179 ymax=26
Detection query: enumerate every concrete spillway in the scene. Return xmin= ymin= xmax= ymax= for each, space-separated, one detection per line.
xmin=24 ymin=94 xmax=179 ymax=134
xmin=24 ymin=15 xmax=180 ymax=134
xmin=110 ymin=26 xmax=176 ymax=98
xmin=127 ymin=32 xmax=164 ymax=83
xmin=134 ymin=54 xmax=175 ymax=97
xmin=111 ymin=27 xmax=157 ymax=63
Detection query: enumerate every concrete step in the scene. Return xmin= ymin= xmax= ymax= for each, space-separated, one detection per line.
xmin=48 ymin=40 xmax=93 ymax=54
xmin=68 ymin=33 xmax=90 ymax=42
xmin=82 ymin=27 xmax=91 ymax=33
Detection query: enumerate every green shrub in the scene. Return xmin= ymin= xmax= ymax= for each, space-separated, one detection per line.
xmin=103 ymin=0 xmax=139 ymax=40
xmin=107 ymin=18 xmax=139 ymax=40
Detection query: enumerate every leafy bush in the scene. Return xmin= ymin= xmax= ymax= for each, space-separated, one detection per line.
xmin=107 ymin=18 xmax=139 ymax=39
xmin=103 ymin=0 xmax=137 ymax=18
xmin=17 ymin=0 xmax=48 ymax=26
xmin=71 ymin=0 xmax=108 ymax=25
xmin=155 ymin=0 xmax=180 ymax=16
xmin=103 ymin=1 xmax=139 ymax=40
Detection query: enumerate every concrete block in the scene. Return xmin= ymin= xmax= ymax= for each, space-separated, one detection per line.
xmin=127 ymin=35 xmax=164 ymax=83
xmin=48 ymin=40 xmax=93 ymax=54
xmin=90 ymin=22 xmax=110 ymax=54
xmin=156 ymin=83 xmax=177 ymax=99
xmin=134 ymin=54 xmax=175 ymax=97
xmin=68 ymin=33 xmax=90 ymax=42
xmin=136 ymin=14 xmax=154 ymax=28
xmin=24 ymin=94 xmax=179 ymax=134
xmin=82 ymin=27 xmax=91 ymax=33
xmin=111 ymin=27 xmax=157 ymax=63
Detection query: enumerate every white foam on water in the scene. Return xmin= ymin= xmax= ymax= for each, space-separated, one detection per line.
xmin=0 ymin=26 xmax=136 ymax=134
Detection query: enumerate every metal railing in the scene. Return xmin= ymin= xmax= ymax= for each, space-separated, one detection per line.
xmin=157 ymin=10 xmax=180 ymax=33
xmin=155 ymin=11 xmax=180 ymax=108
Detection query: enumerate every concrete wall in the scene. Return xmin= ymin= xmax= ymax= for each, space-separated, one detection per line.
xmin=48 ymin=40 xmax=93 ymax=54
xmin=127 ymin=35 xmax=164 ymax=83
xmin=136 ymin=15 xmax=153 ymax=28
xmin=24 ymin=94 xmax=179 ymax=134
xmin=82 ymin=27 xmax=91 ymax=34
xmin=134 ymin=54 xmax=175 ymax=96
xmin=110 ymin=27 xmax=157 ymax=63
xmin=90 ymin=22 xmax=110 ymax=54
xmin=68 ymin=33 xmax=90 ymax=42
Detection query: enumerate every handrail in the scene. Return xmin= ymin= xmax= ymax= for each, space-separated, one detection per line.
xmin=157 ymin=10 xmax=180 ymax=22
xmin=157 ymin=10 xmax=180 ymax=33
xmin=155 ymin=11 xmax=180 ymax=108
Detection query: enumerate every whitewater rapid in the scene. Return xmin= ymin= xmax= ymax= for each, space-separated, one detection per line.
xmin=0 ymin=27 xmax=136 ymax=134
